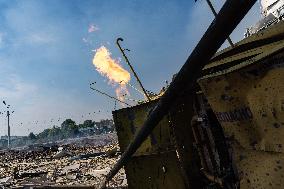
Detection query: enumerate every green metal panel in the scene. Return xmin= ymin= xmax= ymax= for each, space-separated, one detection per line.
xmin=125 ymin=152 xmax=187 ymax=189
xmin=113 ymin=100 xmax=189 ymax=189
xmin=113 ymin=100 xmax=174 ymax=156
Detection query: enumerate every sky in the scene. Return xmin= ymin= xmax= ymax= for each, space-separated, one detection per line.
xmin=0 ymin=0 xmax=262 ymax=135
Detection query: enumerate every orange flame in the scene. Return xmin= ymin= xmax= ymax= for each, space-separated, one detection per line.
xmin=92 ymin=46 xmax=130 ymax=103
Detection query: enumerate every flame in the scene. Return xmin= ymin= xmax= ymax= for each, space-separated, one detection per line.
xmin=115 ymin=85 xmax=129 ymax=102
xmin=92 ymin=46 xmax=131 ymax=103
xmin=93 ymin=46 xmax=130 ymax=84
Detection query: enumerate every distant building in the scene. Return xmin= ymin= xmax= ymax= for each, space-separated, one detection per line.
xmin=1 ymin=136 xmax=24 ymax=140
xmin=0 ymin=139 xmax=7 ymax=148
xmin=0 ymin=136 xmax=26 ymax=148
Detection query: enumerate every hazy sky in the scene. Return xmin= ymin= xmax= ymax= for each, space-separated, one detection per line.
xmin=0 ymin=0 xmax=261 ymax=135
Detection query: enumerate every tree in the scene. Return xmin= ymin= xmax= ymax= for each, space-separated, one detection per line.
xmin=61 ymin=119 xmax=76 ymax=130
xmin=28 ymin=132 xmax=37 ymax=140
xmin=48 ymin=126 xmax=62 ymax=140
xmin=32 ymin=118 xmax=115 ymax=143
xmin=81 ymin=120 xmax=94 ymax=128
xmin=61 ymin=119 xmax=78 ymax=138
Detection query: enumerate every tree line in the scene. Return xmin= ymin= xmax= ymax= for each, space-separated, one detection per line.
xmin=27 ymin=119 xmax=115 ymax=143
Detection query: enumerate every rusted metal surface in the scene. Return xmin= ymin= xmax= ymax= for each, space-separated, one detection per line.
xmin=191 ymin=92 xmax=239 ymax=188
xmin=102 ymin=1 xmax=257 ymax=185
xmin=125 ymin=152 xmax=187 ymax=189
xmin=113 ymin=100 xmax=174 ymax=156
xmin=199 ymin=51 xmax=284 ymax=151
xmin=168 ymin=92 xmax=205 ymax=188
xmin=198 ymin=22 xmax=284 ymax=188
xmin=113 ymin=100 xmax=189 ymax=189
xmin=207 ymin=20 xmax=284 ymax=70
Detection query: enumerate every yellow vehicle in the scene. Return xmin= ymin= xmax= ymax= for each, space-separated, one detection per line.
xmin=107 ymin=0 xmax=284 ymax=189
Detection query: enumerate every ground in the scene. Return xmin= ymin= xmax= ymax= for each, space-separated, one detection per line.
xmin=0 ymin=134 xmax=127 ymax=188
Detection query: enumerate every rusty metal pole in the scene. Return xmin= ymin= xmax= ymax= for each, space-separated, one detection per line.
xmin=100 ymin=0 xmax=257 ymax=187
xmin=116 ymin=38 xmax=151 ymax=101
xmin=205 ymin=0 xmax=234 ymax=47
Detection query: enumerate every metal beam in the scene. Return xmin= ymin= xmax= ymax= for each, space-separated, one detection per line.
xmin=100 ymin=0 xmax=257 ymax=187
xmin=205 ymin=0 xmax=235 ymax=47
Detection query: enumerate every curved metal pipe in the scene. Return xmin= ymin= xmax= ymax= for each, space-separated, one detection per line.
xmin=116 ymin=38 xmax=151 ymax=101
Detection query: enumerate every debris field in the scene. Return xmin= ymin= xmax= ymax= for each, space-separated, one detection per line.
xmin=0 ymin=134 xmax=127 ymax=188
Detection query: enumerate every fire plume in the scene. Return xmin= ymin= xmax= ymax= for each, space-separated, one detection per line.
xmin=92 ymin=46 xmax=131 ymax=103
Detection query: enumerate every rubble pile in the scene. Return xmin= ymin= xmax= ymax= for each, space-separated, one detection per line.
xmin=0 ymin=134 xmax=127 ymax=188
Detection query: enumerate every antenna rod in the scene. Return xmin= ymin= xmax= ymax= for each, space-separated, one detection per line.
xmin=116 ymin=38 xmax=151 ymax=101
xmin=205 ymin=0 xmax=234 ymax=47
xmin=122 ymin=81 xmax=145 ymax=96
xmin=90 ymin=86 xmax=131 ymax=106
xmin=122 ymin=94 xmax=140 ymax=103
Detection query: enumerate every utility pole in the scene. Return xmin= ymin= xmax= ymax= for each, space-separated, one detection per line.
xmin=7 ymin=110 xmax=10 ymax=148
xmin=116 ymin=38 xmax=151 ymax=101
xmin=205 ymin=0 xmax=234 ymax=47
xmin=2 ymin=100 xmax=14 ymax=149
